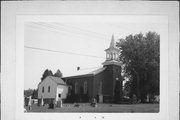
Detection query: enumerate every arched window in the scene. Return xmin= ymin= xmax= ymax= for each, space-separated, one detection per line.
xmin=98 ymin=81 xmax=102 ymax=95
xmin=84 ymin=81 xmax=87 ymax=94
xmin=75 ymin=82 xmax=78 ymax=94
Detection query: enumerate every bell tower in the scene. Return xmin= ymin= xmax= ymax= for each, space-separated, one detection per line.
xmin=102 ymin=35 xmax=121 ymax=66
xmin=102 ymin=35 xmax=123 ymax=103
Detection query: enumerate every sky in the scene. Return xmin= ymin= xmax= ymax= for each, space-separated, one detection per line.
xmin=24 ymin=20 xmax=160 ymax=90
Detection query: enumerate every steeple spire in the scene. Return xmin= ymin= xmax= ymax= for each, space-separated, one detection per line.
xmin=109 ymin=34 xmax=115 ymax=48
xmin=102 ymin=34 xmax=121 ymax=67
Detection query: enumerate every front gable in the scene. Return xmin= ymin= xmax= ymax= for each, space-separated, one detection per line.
xmin=37 ymin=76 xmax=58 ymax=99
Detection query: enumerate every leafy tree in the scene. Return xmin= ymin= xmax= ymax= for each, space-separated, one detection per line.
xmin=117 ymin=31 xmax=160 ymax=102
xmin=123 ymin=80 xmax=131 ymax=97
xmin=54 ymin=69 xmax=63 ymax=78
xmin=24 ymin=88 xmax=38 ymax=98
xmin=41 ymin=69 xmax=53 ymax=81
xmin=32 ymin=89 xmax=38 ymax=99
xmin=24 ymin=89 xmax=33 ymax=97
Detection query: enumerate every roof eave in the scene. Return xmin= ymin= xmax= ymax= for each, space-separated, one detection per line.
xmin=102 ymin=61 xmax=122 ymax=67
xmin=63 ymin=73 xmax=94 ymax=79
xmin=91 ymin=67 xmax=106 ymax=76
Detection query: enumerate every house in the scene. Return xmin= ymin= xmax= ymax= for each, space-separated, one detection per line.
xmin=63 ymin=35 xmax=123 ymax=103
xmin=37 ymin=76 xmax=69 ymax=105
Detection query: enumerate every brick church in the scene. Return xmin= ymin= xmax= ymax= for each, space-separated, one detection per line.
xmin=63 ymin=35 xmax=123 ymax=103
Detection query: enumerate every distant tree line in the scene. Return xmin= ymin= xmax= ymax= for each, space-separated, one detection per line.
xmin=117 ymin=31 xmax=160 ymax=103
xmin=24 ymin=89 xmax=38 ymax=99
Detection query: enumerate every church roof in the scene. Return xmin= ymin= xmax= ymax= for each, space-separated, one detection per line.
xmin=63 ymin=67 xmax=106 ymax=79
xmin=89 ymin=67 xmax=106 ymax=75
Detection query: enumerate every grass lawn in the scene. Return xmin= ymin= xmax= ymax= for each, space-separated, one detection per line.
xmin=25 ymin=103 xmax=159 ymax=113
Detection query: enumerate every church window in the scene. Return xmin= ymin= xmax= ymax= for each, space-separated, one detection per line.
xmin=75 ymin=82 xmax=78 ymax=94
xmin=98 ymin=81 xmax=102 ymax=94
xmin=84 ymin=81 xmax=87 ymax=94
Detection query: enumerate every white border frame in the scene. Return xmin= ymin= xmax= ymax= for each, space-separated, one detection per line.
xmin=1 ymin=1 xmax=179 ymax=120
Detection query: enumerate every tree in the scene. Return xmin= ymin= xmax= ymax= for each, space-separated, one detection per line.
xmin=41 ymin=69 xmax=53 ymax=81
xmin=32 ymin=89 xmax=38 ymax=99
xmin=117 ymin=31 xmax=160 ymax=102
xmin=54 ymin=69 xmax=63 ymax=78
xmin=24 ymin=89 xmax=33 ymax=97
xmin=24 ymin=89 xmax=38 ymax=99
xmin=123 ymin=80 xmax=131 ymax=97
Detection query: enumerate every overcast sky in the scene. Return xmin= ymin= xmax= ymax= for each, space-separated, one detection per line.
xmin=24 ymin=19 xmax=160 ymax=90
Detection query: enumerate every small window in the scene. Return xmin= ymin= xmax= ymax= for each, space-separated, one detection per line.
xmin=48 ymin=86 xmax=50 ymax=92
xmin=58 ymin=94 xmax=61 ymax=98
xmin=42 ymin=87 xmax=44 ymax=93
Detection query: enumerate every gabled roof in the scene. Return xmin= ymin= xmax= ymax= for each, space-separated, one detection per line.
xmin=48 ymin=76 xmax=66 ymax=85
xmin=38 ymin=76 xmax=66 ymax=86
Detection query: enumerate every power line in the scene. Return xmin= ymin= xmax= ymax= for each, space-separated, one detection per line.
xmin=28 ymin=23 xmax=99 ymax=43
xmin=28 ymin=23 xmax=61 ymax=34
xmin=31 ymin=22 xmax=109 ymax=42
xmin=24 ymin=46 xmax=106 ymax=59
xmin=53 ymin=23 xmax=108 ymax=39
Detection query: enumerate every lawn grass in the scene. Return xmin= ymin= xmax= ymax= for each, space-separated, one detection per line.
xmin=25 ymin=103 xmax=159 ymax=113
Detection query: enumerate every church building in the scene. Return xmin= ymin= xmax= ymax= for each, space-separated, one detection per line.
xmin=63 ymin=35 xmax=123 ymax=103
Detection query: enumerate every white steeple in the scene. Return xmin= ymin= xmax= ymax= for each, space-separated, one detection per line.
xmin=109 ymin=34 xmax=116 ymax=48
xmin=102 ymin=35 xmax=121 ymax=66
